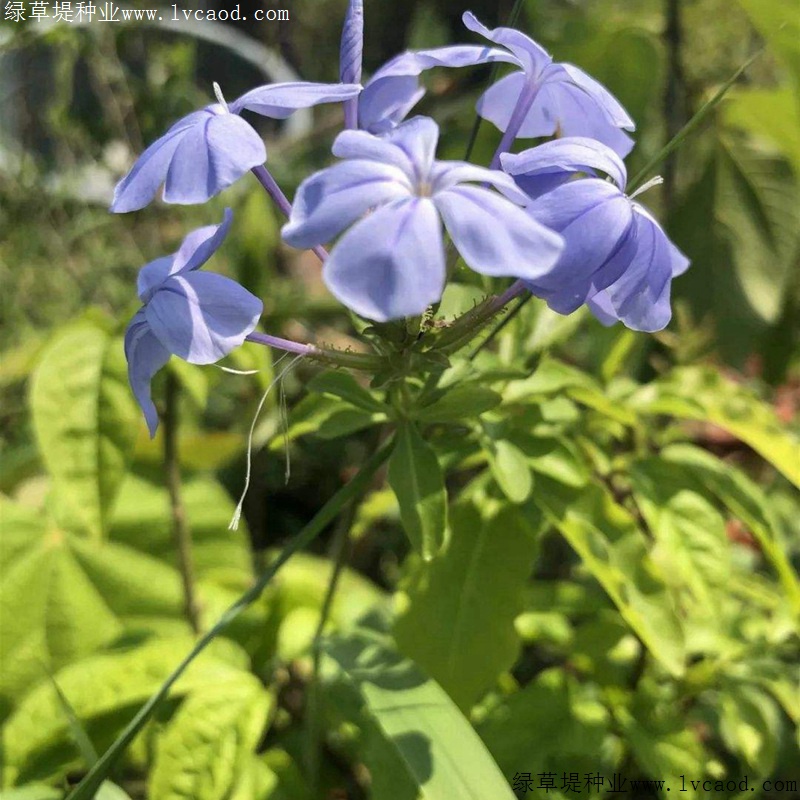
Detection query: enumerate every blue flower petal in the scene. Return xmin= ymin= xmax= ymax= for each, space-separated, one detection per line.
xmin=435 ymin=185 xmax=563 ymax=280
xmin=501 ymin=137 xmax=628 ymax=197
xmin=462 ymin=11 xmax=551 ymax=75
xmin=137 ymin=209 xmax=233 ymax=302
xmin=110 ymin=110 xmax=207 ymax=213
xmin=525 ymin=179 xmax=634 ymax=313
xmin=124 ymin=309 xmax=171 ymax=438
xmin=229 ymin=82 xmax=362 ymax=118
xmin=282 ymin=160 xmax=411 ymax=248
xmin=323 ymin=199 xmax=445 ymax=321
xmin=163 ymin=112 xmax=265 ymax=205
xmin=145 ymin=272 xmax=262 ymax=364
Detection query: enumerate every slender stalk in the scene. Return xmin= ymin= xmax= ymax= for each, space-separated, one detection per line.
xmin=163 ymin=372 xmax=201 ymax=634
xmin=251 ymin=165 xmax=328 ymax=263
xmin=66 ymin=438 xmax=395 ymax=800
xmin=463 ymin=0 xmax=526 ymax=163
xmin=628 ymin=48 xmax=761 ymax=192
xmin=469 ymin=292 xmax=532 ymax=360
xmin=246 ymin=331 xmax=316 ymax=356
xmin=305 ymin=506 xmax=356 ymax=794
xmin=663 ymin=0 xmax=686 ymax=208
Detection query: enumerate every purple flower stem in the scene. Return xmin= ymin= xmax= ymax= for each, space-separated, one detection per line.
xmin=246 ymin=331 xmax=318 ymax=356
xmin=251 ymin=165 xmax=329 ymax=263
xmin=489 ymin=81 xmax=540 ymax=169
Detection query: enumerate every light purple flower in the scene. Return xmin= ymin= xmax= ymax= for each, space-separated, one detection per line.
xmin=358 ymin=45 xmax=514 ymax=133
xmin=111 ymin=82 xmax=361 ymax=212
xmin=281 ymin=116 xmax=563 ymax=322
xmin=502 ymin=137 xmax=689 ymax=331
xmin=124 ymin=209 xmax=262 ymax=436
xmin=463 ymin=12 xmax=635 ymax=158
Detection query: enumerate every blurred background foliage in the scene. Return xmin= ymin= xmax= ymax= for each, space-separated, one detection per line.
xmin=0 ymin=1 xmax=799 ymax=799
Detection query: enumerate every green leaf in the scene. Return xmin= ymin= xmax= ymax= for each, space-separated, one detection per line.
xmin=306 ymin=370 xmax=386 ymax=413
xmin=394 ymin=499 xmax=539 ymax=711
xmin=534 ymin=478 xmax=685 ymax=677
xmin=719 ymin=683 xmax=783 ymax=774
xmin=737 ymin=0 xmax=800 ymax=89
xmin=323 ymin=631 xmax=516 ymax=800
xmin=660 ymin=443 xmax=800 ymax=613
xmin=0 ymin=785 xmax=62 ymax=800
xmin=388 ymin=422 xmax=448 ymax=560
xmin=2 ymin=637 xmax=250 ymax=786
xmin=414 ymin=385 xmax=502 ymax=423
xmin=669 ymin=138 xmax=800 ymax=362
xmin=632 ymin=366 xmax=800 ymax=488
xmin=477 ymin=668 xmax=616 ymax=791
xmin=149 ymin=675 xmax=273 ymax=800
xmin=30 ymin=321 xmax=139 ymax=540
xmin=630 ymin=459 xmax=732 ymax=610
xmin=483 ymin=439 xmax=533 ymax=504
xmin=109 ymin=475 xmax=252 ymax=579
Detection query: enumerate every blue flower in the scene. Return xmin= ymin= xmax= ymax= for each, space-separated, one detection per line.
xmin=357 ymin=45 xmax=513 ymax=134
xmin=281 ymin=116 xmax=563 ymax=322
xmin=463 ymin=12 xmax=636 ymax=157
xmin=111 ymin=82 xmax=362 ymax=212
xmin=124 ymin=209 xmax=262 ymax=436
xmin=502 ymin=137 xmax=689 ymax=331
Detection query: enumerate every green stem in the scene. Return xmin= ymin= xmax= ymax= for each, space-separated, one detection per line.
xmin=628 ymin=48 xmax=762 ymax=192
xmin=469 ymin=293 xmax=532 ymax=360
xmin=66 ymin=438 xmax=395 ymax=800
xmin=305 ymin=507 xmax=356 ymax=795
xmin=163 ymin=372 xmax=201 ymax=634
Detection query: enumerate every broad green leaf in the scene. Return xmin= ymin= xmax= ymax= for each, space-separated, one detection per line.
xmin=30 ymin=321 xmax=140 ymax=539
xmin=2 ymin=637 xmax=250 ymax=787
xmin=0 ymin=785 xmax=62 ymax=800
xmin=737 ymin=0 xmax=800 ymax=88
xmin=477 ymin=668 xmax=617 ymax=796
xmin=97 ymin=784 xmax=134 ymax=800
xmin=109 ymin=474 xmax=251 ymax=579
xmin=483 ymin=439 xmax=533 ymax=504
xmin=323 ymin=631 xmax=516 ymax=800
xmin=719 ymin=683 xmax=783 ymax=775
xmin=630 ymin=459 xmax=732 ymax=609
xmin=534 ymin=478 xmax=685 ymax=677
xmin=149 ymin=676 xmax=273 ymax=800
xmin=134 ymin=430 xmax=245 ymax=471
xmin=414 ymin=385 xmax=502 ymax=423
xmin=388 ymin=422 xmax=448 ymax=559
xmin=394 ymin=500 xmax=538 ymax=711
xmin=271 ymin=393 xmax=383 ymax=450
xmin=669 ymin=138 xmax=800 ymax=362
xmin=306 ymin=370 xmax=386 ymax=413
xmin=660 ymin=443 xmax=800 ymax=614
xmin=616 ymin=678 xmax=706 ymax=798
xmin=725 ymin=87 xmax=800 ymax=174
xmin=515 ymin=435 xmax=590 ymax=487
xmin=632 ymin=366 xmax=800 ymax=488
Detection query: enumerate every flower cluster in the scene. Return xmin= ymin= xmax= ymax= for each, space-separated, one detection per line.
xmin=112 ymin=1 xmax=688 ymax=433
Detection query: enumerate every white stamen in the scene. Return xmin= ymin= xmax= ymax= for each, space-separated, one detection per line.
xmin=212 ymin=81 xmax=229 ymax=112
xmin=629 ymin=175 xmax=664 ymax=200
xmin=217 ymin=366 xmax=260 ymax=375
xmin=228 ymin=354 xmax=303 ymax=531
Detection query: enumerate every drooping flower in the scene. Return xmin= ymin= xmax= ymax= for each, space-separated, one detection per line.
xmin=358 ymin=45 xmax=514 ymax=133
xmin=124 ymin=209 xmax=262 ymax=436
xmin=111 ymin=82 xmax=361 ymax=212
xmin=501 ymin=137 xmax=689 ymax=331
xmin=281 ymin=116 xmax=564 ymax=322
xmin=463 ymin=12 xmax=636 ymax=158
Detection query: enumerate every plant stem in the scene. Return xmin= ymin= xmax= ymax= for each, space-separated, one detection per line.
xmin=163 ymin=372 xmax=201 ymax=634
xmin=663 ymin=0 xmax=686 ymax=208
xmin=305 ymin=506 xmax=356 ymax=795
xmin=251 ymin=164 xmax=328 ymax=263
xmin=66 ymin=438 xmax=395 ymax=800
xmin=469 ymin=292 xmax=532 ymax=360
